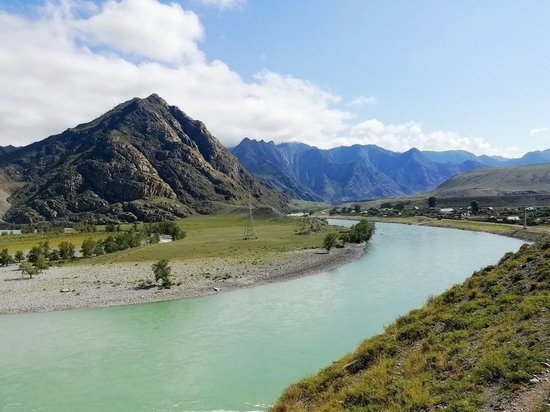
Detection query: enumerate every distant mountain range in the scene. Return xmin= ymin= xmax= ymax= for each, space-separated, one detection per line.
xmin=231 ymin=139 xmax=550 ymax=203
xmin=0 ymin=95 xmax=288 ymax=223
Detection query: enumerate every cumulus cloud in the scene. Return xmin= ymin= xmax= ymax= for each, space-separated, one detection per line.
xmin=529 ymin=127 xmax=549 ymax=137
xmin=194 ymin=0 xmax=246 ymax=10
xmin=0 ymin=0 xmax=514 ymax=157
xmin=76 ymin=0 xmax=204 ymax=63
xmin=347 ymin=96 xmax=377 ymax=106
xmin=333 ymin=118 xmax=521 ymax=157
xmin=0 ymin=0 xmax=348 ymax=147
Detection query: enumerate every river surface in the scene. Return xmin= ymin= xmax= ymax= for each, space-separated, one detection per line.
xmin=0 ymin=222 xmax=524 ymax=411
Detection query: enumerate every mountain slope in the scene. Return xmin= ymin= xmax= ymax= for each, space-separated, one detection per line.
xmin=273 ymin=240 xmax=550 ymax=411
xmin=232 ymin=140 xmax=485 ymax=203
xmin=0 ymin=94 xmax=288 ymax=223
xmin=433 ymin=163 xmax=550 ymax=198
xmin=230 ymin=138 xmax=322 ymax=201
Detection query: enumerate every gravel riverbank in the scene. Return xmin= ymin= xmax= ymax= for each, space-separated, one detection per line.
xmin=0 ymin=244 xmax=365 ymax=315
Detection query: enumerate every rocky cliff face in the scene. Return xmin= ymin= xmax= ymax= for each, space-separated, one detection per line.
xmin=0 ymin=94 xmax=288 ymax=223
xmin=231 ymin=139 xmax=482 ymax=203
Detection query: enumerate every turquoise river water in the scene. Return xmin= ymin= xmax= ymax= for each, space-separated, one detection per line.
xmin=0 ymin=222 xmax=524 ymax=411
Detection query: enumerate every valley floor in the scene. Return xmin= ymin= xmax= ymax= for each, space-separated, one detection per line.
xmin=0 ymin=244 xmax=364 ymax=315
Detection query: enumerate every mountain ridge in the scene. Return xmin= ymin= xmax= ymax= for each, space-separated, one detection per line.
xmin=0 ymin=95 xmax=289 ymax=223
xmin=231 ymin=139 xmax=550 ymax=203
xmin=231 ymin=139 xmax=488 ymax=203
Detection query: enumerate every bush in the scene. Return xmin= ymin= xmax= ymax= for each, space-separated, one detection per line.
xmin=58 ymin=242 xmax=75 ymax=260
xmin=81 ymin=239 xmax=96 ymax=258
xmin=0 ymin=248 xmax=13 ymax=266
xmin=152 ymin=259 xmax=173 ymax=289
xmin=323 ymin=232 xmax=339 ymax=253
xmin=348 ymin=220 xmax=376 ymax=243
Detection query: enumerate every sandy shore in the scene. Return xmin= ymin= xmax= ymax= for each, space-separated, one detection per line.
xmin=0 ymin=244 xmax=365 ymax=315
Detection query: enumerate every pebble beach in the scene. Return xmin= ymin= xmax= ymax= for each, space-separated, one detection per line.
xmin=0 ymin=244 xmax=365 ymax=315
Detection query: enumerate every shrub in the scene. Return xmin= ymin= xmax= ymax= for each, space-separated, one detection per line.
xmin=323 ymin=232 xmax=339 ymax=253
xmin=152 ymin=259 xmax=173 ymax=289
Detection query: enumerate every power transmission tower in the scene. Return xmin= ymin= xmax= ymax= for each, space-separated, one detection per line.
xmin=243 ymin=194 xmax=256 ymax=240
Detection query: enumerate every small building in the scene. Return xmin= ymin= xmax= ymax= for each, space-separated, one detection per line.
xmin=506 ymin=216 xmax=521 ymax=222
xmin=439 ymin=208 xmax=455 ymax=215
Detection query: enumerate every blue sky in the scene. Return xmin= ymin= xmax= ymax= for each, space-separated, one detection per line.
xmin=0 ymin=0 xmax=549 ymax=156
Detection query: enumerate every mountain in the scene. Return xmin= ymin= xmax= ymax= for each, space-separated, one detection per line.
xmin=510 ymin=148 xmax=550 ymax=166
xmin=422 ymin=148 xmax=550 ymax=167
xmin=230 ymin=138 xmax=321 ymax=201
xmin=433 ymin=163 xmax=550 ymax=198
xmin=0 ymin=145 xmax=20 ymax=156
xmin=231 ymin=140 xmax=483 ymax=203
xmin=0 ymin=94 xmax=288 ymax=223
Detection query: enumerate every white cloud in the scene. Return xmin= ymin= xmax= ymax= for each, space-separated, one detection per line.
xmin=194 ymin=0 xmax=246 ymax=10
xmin=529 ymin=127 xmax=549 ymax=137
xmin=0 ymin=0 xmax=348 ymax=147
xmin=76 ymin=0 xmax=204 ymax=63
xmin=347 ymin=96 xmax=377 ymax=106
xmin=340 ymin=118 xmax=521 ymax=157
xmin=0 ymin=0 xmax=518 ymax=158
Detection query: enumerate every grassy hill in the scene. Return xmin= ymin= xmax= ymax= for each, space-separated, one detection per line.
xmin=344 ymin=163 xmax=550 ymax=209
xmin=272 ymin=240 xmax=550 ymax=411
xmin=434 ymin=163 xmax=550 ymax=198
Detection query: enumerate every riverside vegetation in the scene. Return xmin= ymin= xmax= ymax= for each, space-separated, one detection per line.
xmin=0 ymin=210 xmax=367 ymax=314
xmin=273 ymin=240 xmax=550 ymax=411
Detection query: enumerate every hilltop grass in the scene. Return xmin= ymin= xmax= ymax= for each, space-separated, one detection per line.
xmin=81 ymin=213 xmax=335 ymax=264
xmin=272 ymin=240 xmax=550 ymax=411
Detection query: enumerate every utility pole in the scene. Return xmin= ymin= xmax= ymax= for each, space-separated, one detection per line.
xmin=523 ymin=208 xmax=527 ymax=230
xmin=243 ymin=193 xmax=256 ymax=240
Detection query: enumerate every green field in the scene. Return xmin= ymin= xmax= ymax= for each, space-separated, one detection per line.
xmin=81 ymin=213 xmax=335 ymax=264
xmin=0 ymin=231 xmax=108 ymax=255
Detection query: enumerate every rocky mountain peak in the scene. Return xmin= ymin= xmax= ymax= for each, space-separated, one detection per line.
xmin=0 ymin=95 xmax=288 ymax=223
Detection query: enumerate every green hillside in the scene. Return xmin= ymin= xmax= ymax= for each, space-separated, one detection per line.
xmin=434 ymin=163 xmax=550 ymax=198
xmin=273 ymin=240 xmax=550 ymax=411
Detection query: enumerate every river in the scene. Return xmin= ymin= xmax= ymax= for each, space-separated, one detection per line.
xmin=0 ymin=222 xmax=524 ymax=411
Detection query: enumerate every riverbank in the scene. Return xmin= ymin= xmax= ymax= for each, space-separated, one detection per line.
xmin=273 ymin=240 xmax=550 ymax=411
xmin=0 ymin=243 xmax=365 ymax=315
xmin=329 ymin=214 xmax=550 ymax=242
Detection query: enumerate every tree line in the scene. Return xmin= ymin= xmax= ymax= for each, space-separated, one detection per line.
xmin=1 ymin=221 xmax=186 ymax=279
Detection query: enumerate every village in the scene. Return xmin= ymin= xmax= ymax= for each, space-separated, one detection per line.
xmin=327 ymin=201 xmax=550 ymax=227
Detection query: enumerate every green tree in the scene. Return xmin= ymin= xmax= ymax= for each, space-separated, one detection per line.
xmin=0 ymin=249 xmax=13 ymax=266
xmin=93 ymin=242 xmax=105 ymax=256
xmin=34 ymin=254 xmax=50 ymax=273
xmin=348 ymin=220 xmax=376 ymax=243
xmin=48 ymin=249 xmax=60 ymax=262
xmin=323 ymin=232 xmax=339 ymax=254
xmin=353 ymin=204 xmax=362 ymax=213
xmin=19 ymin=262 xmax=39 ymax=279
xmin=38 ymin=241 xmax=50 ymax=256
xmin=58 ymin=242 xmax=76 ymax=260
xmin=14 ymin=250 xmax=24 ymax=263
xmin=81 ymin=239 xmax=96 ymax=258
xmin=428 ymin=196 xmax=437 ymax=208
xmin=27 ymin=246 xmax=43 ymax=264
xmin=471 ymin=200 xmax=480 ymax=215
xmin=152 ymin=259 xmax=173 ymax=289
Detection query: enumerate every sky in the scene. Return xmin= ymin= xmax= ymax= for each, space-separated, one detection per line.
xmin=0 ymin=0 xmax=549 ymax=157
